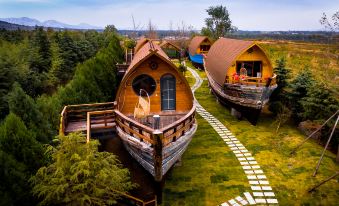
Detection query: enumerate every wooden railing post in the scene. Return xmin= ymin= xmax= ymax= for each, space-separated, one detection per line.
xmin=86 ymin=112 xmax=91 ymax=143
xmin=153 ymin=130 xmax=163 ymax=182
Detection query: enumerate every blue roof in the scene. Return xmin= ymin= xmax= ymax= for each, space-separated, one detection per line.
xmin=189 ymin=54 xmax=204 ymax=64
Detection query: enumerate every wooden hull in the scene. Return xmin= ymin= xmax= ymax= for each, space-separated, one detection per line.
xmin=116 ymin=122 xmax=197 ymax=178
xmin=206 ymin=71 xmax=276 ymax=124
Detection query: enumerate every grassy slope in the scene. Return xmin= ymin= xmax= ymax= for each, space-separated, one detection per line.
xmin=163 ymin=59 xmax=339 ymax=205
xmin=259 ymin=40 xmax=339 ymax=95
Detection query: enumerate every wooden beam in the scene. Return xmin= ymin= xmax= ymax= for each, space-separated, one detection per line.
xmin=308 ymin=171 xmax=339 ymax=192
xmin=290 ymin=110 xmax=339 ymax=155
xmin=86 ymin=112 xmax=91 ymax=143
xmin=313 ymin=114 xmax=339 ymax=177
xmin=153 ymin=130 xmax=164 ymax=181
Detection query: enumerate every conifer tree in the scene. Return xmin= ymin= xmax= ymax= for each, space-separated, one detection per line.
xmin=7 ymin=83 xmax=52 ymax=143
xmin=269 ymin=57 xmax=291 ymax=115
xmin=288 ymin=67 xmax=315 ymax=122
xmin=31 ymin=133 xmax=136 ymax=206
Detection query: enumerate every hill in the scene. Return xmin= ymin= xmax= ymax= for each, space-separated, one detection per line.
xmin=0 ymin=17 xmax=102 ymax=30
xmin=0 ymin=20 xmax=34 ymax=30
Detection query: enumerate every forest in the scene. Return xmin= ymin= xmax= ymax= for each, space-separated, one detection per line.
xmin=0 ymin=7 xmax=338 ymax=205
xmin=0 ymin=26 xmax=138 ymax=205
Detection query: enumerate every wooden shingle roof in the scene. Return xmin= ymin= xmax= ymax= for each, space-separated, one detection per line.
xmin=134 ymin=37 xmax=150 ymax=53
xmin=205 ymin=38 xmax=255 ymax=85
xmin=160 ymin=41 xmax=181 ymax=51
xmin=127 ymin=40 xmax=173 ymax=73
xmin=188 ymin=36 xmax=211 ymax=56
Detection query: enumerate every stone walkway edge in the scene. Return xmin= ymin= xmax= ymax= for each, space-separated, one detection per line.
xmin=187 ymin=66 xmax=278 ymax=206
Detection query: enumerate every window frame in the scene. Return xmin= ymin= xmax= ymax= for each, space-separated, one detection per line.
xmin=160 ymin=74 xmax=176 ymax=111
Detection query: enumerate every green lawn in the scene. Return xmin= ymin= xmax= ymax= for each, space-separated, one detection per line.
xmin=259 ymin=41 xmax=339 ymax=95
xmin=163 ymin=61 xmax=339 ymax=206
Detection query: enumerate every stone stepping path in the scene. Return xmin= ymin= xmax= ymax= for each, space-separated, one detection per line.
xmin=187 ymin=66 xmax=278 ymax=205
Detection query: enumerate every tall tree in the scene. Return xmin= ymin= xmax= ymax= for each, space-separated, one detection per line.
xmin=7 ymin=83 xmax=52 ymax=143
xmin=300 ymin=82 xmax=338 ymax=121
xmin=31 ymin=133 xmax=136 ymax=206
xmin=0 ymin=113 xmax=45 ymax=173
xmin=201 ymin=5 xmax=233 ymax=39
xmin=146 ymin=20 xmax=158 ymax=39
xmin=52 ymin=31 xmax=79 ymax=84
xmin=268 ymin=57 xmax=291 ymax=115
xmin=288 ymin=67 xmax=315 ymax=122
xmin=0 ymin=113 xmax=45 ymax=205
xmin=29 ymin=27 xmax=51 ymax=73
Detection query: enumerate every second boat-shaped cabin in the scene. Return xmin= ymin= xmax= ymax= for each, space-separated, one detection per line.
xmin=188 ymin=36 xmax=212 ymax=68
xmin=160 ymin=40 xmax=181 ymax=59
xmin=115 ymin=40 xmax=197 ymax=181
xmin=204 ymin=38 xmax=277 ymax=124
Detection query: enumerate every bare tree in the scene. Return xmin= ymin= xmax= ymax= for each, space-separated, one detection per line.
xmin=319 ymin=11 xmax=339 ymax=69
xmin=320 ymin=11 xmax=339 ymax=32
xmin=146 ymin=20 xmax=158 ymax=39
xmin=274 ymin=105 xmax=292 ymax=133
xmin=130 ymin=14 xmax=143 ymax=40
xmin=175 ymin=21 xmax=194 ymax=49
xmin=169 ymin=20 xmax=173 ymax=37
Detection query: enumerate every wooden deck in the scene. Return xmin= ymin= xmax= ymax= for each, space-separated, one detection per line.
xmin=60 ymin=102 xmax=117 ymax=141
xmin=65 ymin=119 xmax=116 ymax=133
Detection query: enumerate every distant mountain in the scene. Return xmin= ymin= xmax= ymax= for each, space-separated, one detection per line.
xmin=0 ymin=17 xmax=102 ymax=30
xmin=0 ymin=20 xmax=34 ymax=30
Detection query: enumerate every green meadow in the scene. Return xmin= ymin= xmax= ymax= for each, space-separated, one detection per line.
xmin=163 ymin=58 xmax=339 ymax=206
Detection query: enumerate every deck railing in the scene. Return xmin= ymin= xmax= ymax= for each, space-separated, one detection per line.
xmin=226 ymin=74 xmax=277 ymax=87
xmin=160 ymin=106 xmax=196 ymax=146
xmin=86 ymin=110 xmax=116 ymax=143
xmin=115 ymin=106 xmax=196 ymax=147
xmin=60 ymin=102 xmax=116 ymax=135
xmin=115 ymin=110 xmax=155 ymax=144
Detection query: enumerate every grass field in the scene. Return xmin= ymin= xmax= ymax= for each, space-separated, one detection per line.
xmin=259 ymin=40 xmax=339 ymax=95
xmin=163 ymin=58 xmax=339 ymax=205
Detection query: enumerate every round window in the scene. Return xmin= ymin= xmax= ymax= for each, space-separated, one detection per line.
xmin=132 ymin=74 xmax=156 ymax=96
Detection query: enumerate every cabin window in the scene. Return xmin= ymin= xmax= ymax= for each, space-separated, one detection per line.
xmin=236 ymin=61 xmax=262 ymax=77
xmin=200 ymin=45 xmax=210 ymax=52
xmin=132 ymin=74 xmax=156 ymax=96
xmin=161 ymin=74 xmax=176 ymax=110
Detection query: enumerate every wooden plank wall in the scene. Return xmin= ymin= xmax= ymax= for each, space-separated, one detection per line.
xmin=117 ymin=55 xmax=193 ymax=114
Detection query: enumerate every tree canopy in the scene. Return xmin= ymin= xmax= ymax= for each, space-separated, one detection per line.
xmin=201 ymin=5 xmax=233 ymax=39
xmin=31 ymin=133 xmax=136 ymax=206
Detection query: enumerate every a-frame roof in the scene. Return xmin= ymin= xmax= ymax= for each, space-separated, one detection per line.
xmin=160 ymin=40 xmax=181 ymax=51
xmin=205 ymin=38 xmax=269 ymax=85
xmin=188 ymin=36 xmax=211 ymax=56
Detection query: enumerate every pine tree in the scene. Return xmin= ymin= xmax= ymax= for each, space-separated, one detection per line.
xmin=268 ymin=57 xmax=291 ymax=115
xmin=0 ymin=113 xmax=45 ymax=172
xmin=0 ymin=55 xmax=15 ymax=119
xmin=29 ymin=27 xmax=51 ymax=73
xmin=300 ymin=82 xmax=338 ymax=120
xmin=53 ymin=31 xmax=79 ymax=84
xmin=288 ymin=67 xmax=315 ymax=122
xmin=7 ymin=83 xmax=52 ymax=143
xmin=0 ymin=149 xmax=32 ymax=206
xmin=31 ymin=133 xmax=136 ymax=206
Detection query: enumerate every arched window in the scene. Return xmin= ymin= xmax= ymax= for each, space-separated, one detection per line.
xmin=161 ymin=74 xmax=176 ymax=110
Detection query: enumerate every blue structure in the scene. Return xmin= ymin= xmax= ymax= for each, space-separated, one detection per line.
xmin=189 ymin=54 xmax=204 ymax=64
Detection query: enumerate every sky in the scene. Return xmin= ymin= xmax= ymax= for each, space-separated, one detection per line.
xmin=0 ymin=0 xmax=338 ymax=31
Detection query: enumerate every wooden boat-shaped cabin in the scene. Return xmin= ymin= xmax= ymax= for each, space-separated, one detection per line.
xmin=204 ymin=38 xmax=277 ymax=124
xmin=188 ymin=36 xmax=212 ymax=68
xmin=160 ymin=41 xmax=181 ymax=59
xmin=115 ymin=40 xmax=197 ymax=181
